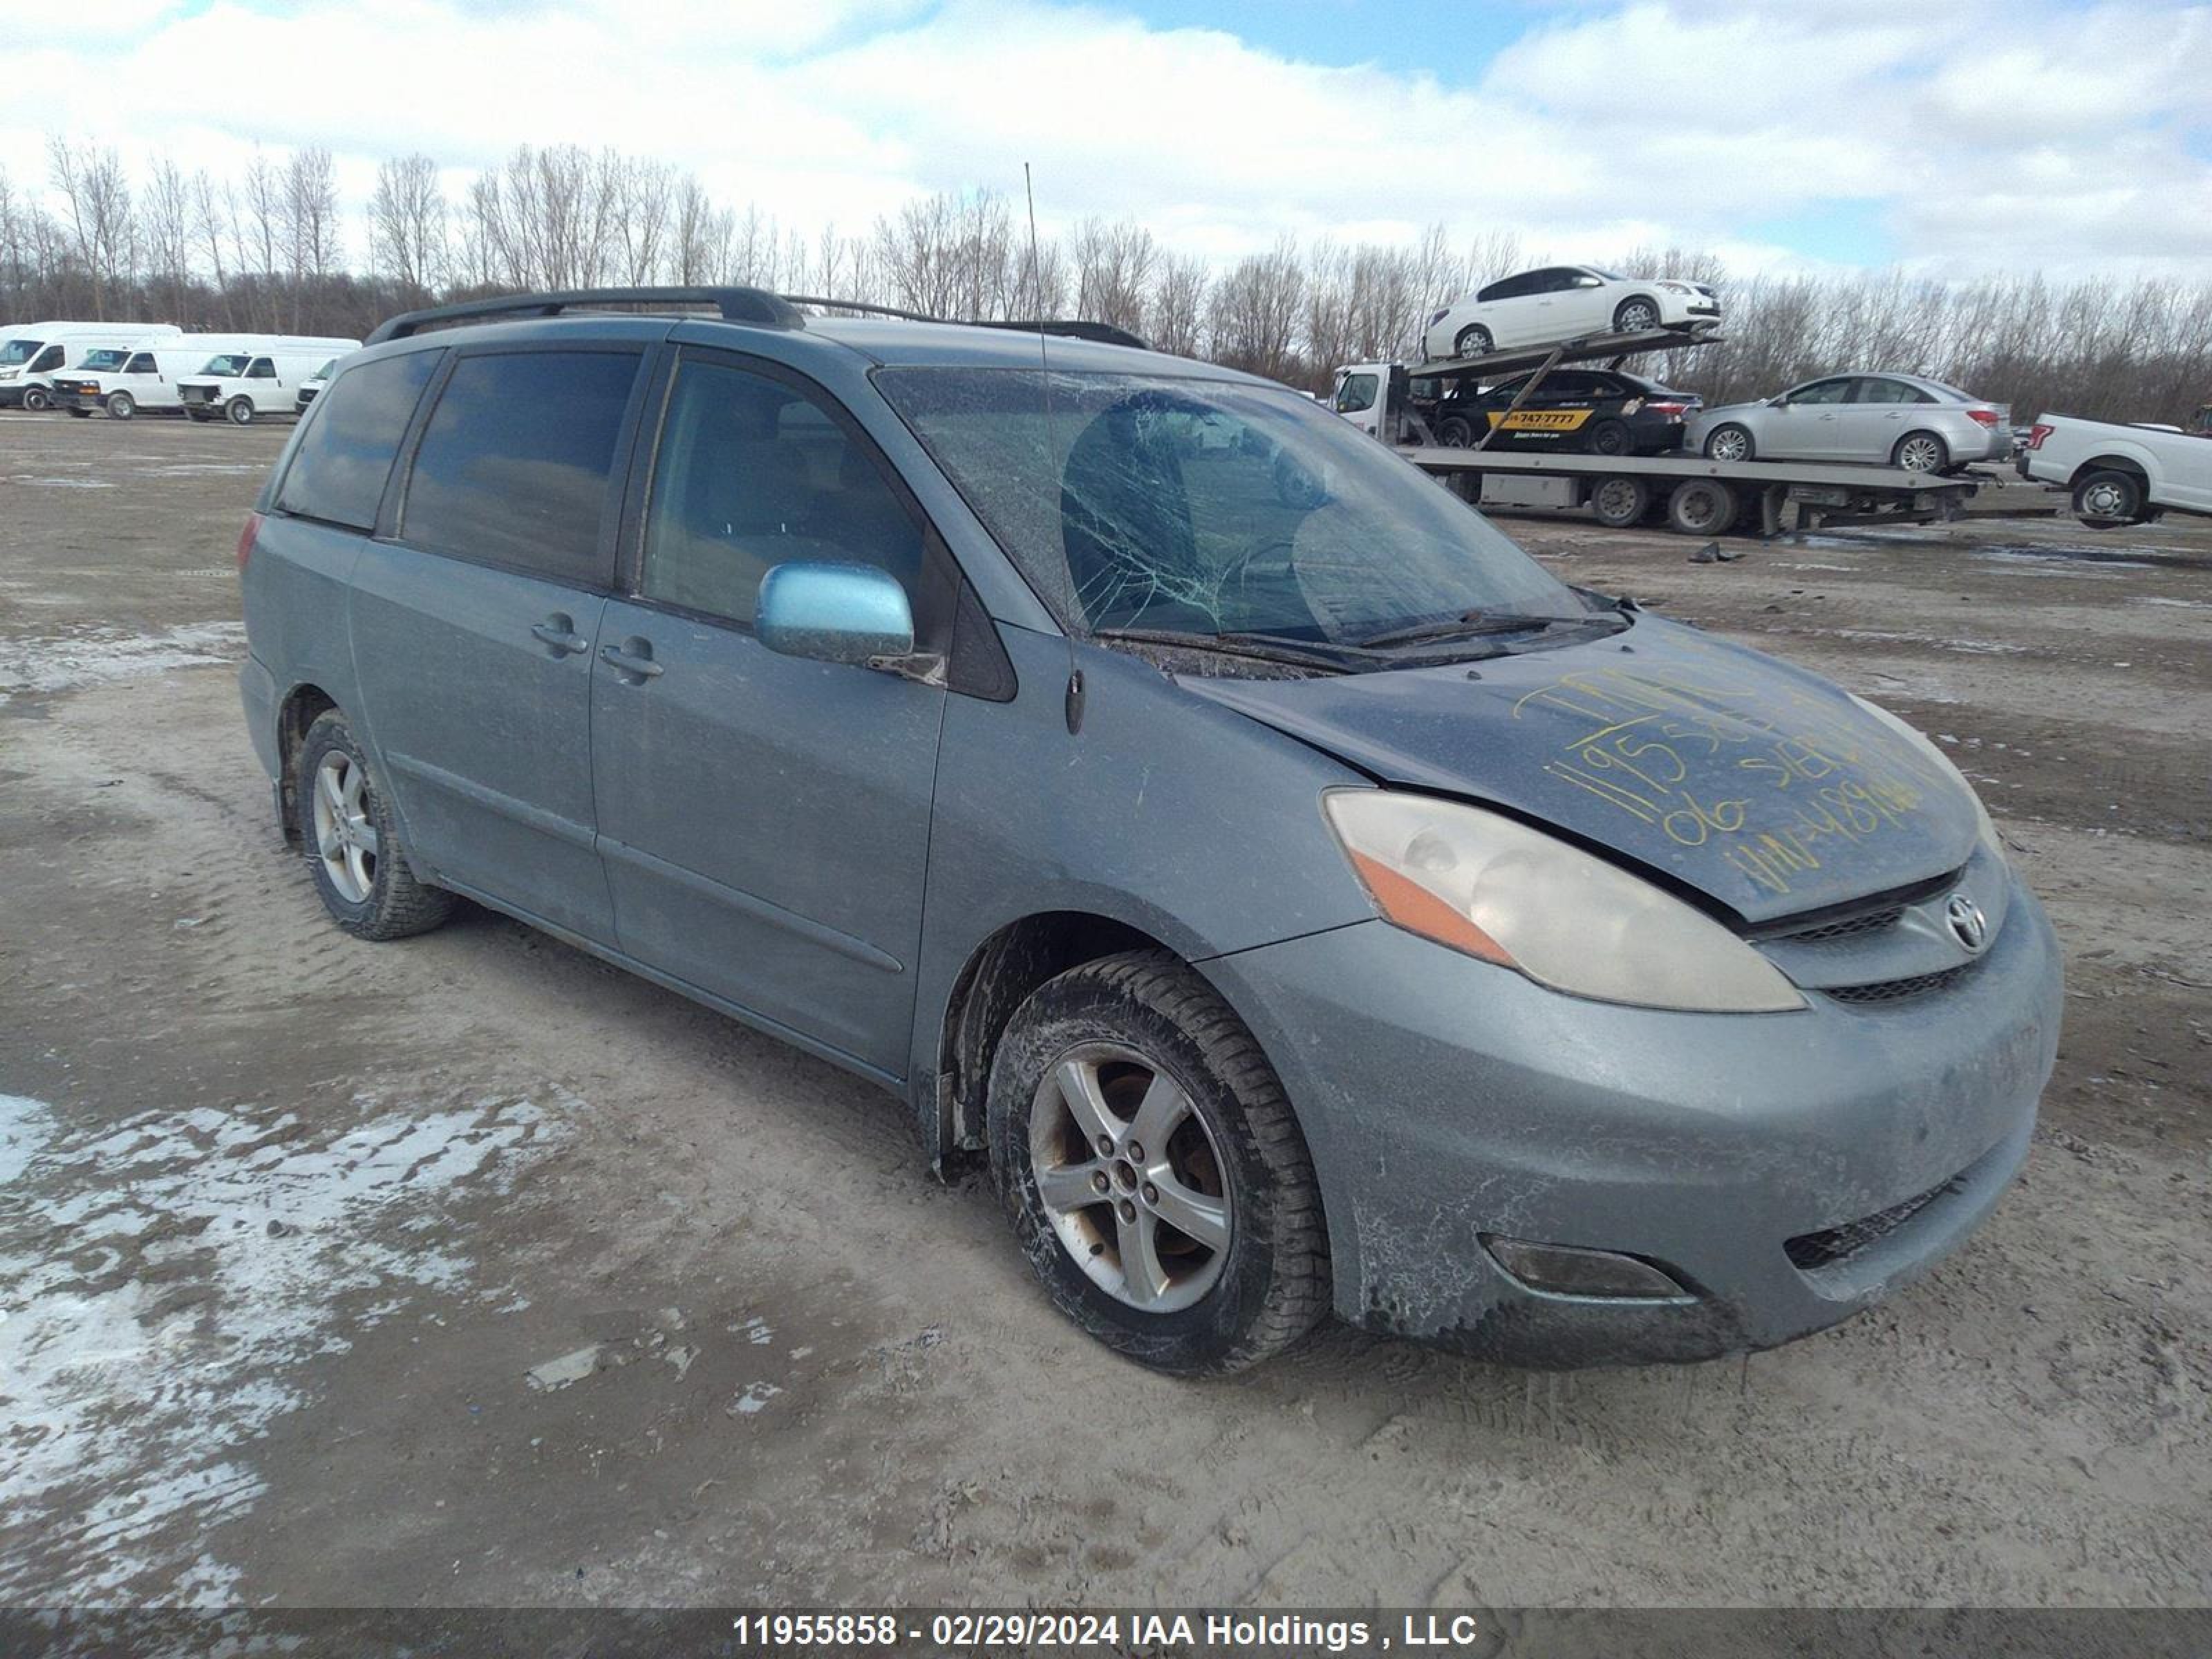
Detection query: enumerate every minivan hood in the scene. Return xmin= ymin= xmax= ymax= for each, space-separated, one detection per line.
xmin=1179 ymin=615 xmax=1977 ymax=924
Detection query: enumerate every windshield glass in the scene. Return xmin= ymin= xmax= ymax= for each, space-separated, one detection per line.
xmin=0 ymin=339 xmax=43 ymax=366
xmin=875 ymin=368 xmax=1578 ymax=643
xmin=79 ymin=349 xmax=129 ymax=371
xmin=200 ymin=353 xmax=252 ymax=377
xmin=310 ymin=359 xmax=337 ymax=379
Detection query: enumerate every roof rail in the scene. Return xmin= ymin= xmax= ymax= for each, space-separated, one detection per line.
xmin=782 ymin=294 xmax=1148 ymax=350
xmin=364 ymin=286 xmax=805 ymax=346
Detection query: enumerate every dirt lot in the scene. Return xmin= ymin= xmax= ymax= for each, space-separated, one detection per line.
xmin=2 ymin=412 xmax=2207 ymax=1611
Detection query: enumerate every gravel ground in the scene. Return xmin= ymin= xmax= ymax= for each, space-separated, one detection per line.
xmin=1 ymin=413 xmax=2206 ymax=1611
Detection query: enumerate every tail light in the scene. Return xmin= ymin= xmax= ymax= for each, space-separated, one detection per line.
xmin=2027 ymin=423 xmax=2054 ymax=451
xmin=235 ymin=511 xmax=263 ymax=572
xmin=1965 ymin=408 xmax=2001 ymax=428
xmin=1645 ymin=401 xmax=1689 ymax=416
xmin=1427 ymin=309 xmax=1450 ymax=326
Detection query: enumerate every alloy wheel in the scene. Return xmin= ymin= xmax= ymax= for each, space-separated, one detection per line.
xmin=1898 ymin=435 xmax=1944 ymax=473
xmin=1616 ymin=300 xmax=1658 ymax=332
xmin=1707 ymin=427 xmax=1750 ymax=462
xmin=312 ymin=750 xmax=379 ymax=903
xmin=1028 ymin=1042 xmax=1232 ymax=1313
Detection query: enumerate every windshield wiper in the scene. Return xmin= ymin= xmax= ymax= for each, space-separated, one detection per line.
xmin=1349 ymin=610 xmax=1622 ymax=651
xmin=1089 ymin=626 xmax=1370 ymax=672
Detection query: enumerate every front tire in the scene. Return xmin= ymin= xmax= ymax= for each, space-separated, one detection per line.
xmin=107 ymin=391 xmax=136 ymax=420
xmin=23 ymin=386 xmax=51 ymax=412
xmin=1703 ymin=422 xmax=1755 ymax=462
xmin=1893 ymin=429 xmax=1949 ymax=474
xmin=2072 ymin=468 xmax=2144 ymax=528
xmin=294 ymin=711 xmax=455 ymax=941
xmin=987 ymin=950 xmax=1329 ymax=1375
xmin=1452 ymin=324 xmax=1494 ymax=358
xmin=1613 ymin=296 xmax=1660 ymax=333
xmin=226 ymin=395 xmax=256 ymax=426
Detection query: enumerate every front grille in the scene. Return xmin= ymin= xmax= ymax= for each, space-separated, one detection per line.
xmin=1786 ymin=1174 xmax=1962 ymax=1271
xmin=1826 ymin=963 xmax=1976 ymax=1005
xmin=1774 ymin=905 xmax=1906 ymax=945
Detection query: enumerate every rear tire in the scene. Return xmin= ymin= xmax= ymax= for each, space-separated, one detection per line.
xmin=2072 ymin=468 xmax=2144 ymax=529
xmin=1452 ymin=324 xmax=1494 ymax=358
xmin=226 ymin=396 xmax=256 ymax=426
xmin=1668 ymin=478 xmax=1741 ymax=536
xmin=107 ymin=391 xmax=135 ymax=420
xmin=1436 ymin=415 xmax=1474 ymax=448
xmin=1587 ymin=418 xmax=1632 ymax=457
xmin=987 ymin=950 xmax=1329 ymax=1376
xmin=1589 ymin=475 xmax=1652 ymax=529
xmin=294 ymin=711 xmax=455 ymax=941
xmin=1703 ymin=422 xmax=1755 ymax=462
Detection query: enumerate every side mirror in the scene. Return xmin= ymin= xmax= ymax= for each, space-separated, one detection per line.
xmin=756 ymin=561 xmax=915 ymax=667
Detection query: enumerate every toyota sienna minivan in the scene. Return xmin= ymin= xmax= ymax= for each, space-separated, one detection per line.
xmin=237 ymin=288 xmax=2062 ymax=1374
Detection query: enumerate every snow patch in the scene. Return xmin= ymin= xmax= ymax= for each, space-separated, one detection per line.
xmin=0 ymin=1090 xmax=562 ymax=1604
xmin=0 ymin=621 xmax=245 ymax=697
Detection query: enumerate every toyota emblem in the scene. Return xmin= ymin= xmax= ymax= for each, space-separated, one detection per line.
xmin=1946 ymin=894 xmax=1989 ymax=953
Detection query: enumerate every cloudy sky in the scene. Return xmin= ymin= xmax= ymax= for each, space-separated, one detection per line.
xmin=5 ymin=0 xmax=2211 ymax=276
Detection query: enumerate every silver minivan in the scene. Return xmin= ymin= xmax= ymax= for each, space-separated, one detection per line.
xmin=238 ymin=288 xmax=2061 ymax=1374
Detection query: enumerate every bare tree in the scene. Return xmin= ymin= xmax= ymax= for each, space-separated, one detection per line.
xmin=140 ymin=153 xmax=195 ymax=322
xmin=369 ymin=153 xmax=448 ymax=297
xmin=48 ymin=138 xmax=135 ymax=317
xmin=1148 ymin=253 xmax=1208 ymax=357
xmin=1208 ymin=237 xmax=1305 ymax=384
xmin=1070 ymin=217 xmax=1155 ymax=335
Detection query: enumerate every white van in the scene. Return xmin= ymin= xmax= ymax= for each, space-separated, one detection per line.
xmin=293 ymin=353 xmax=348 ymax=413
xmin=53 ymin=335 xmax=277 ymax=420
xmin=0 ymin=321 xmax=183 ymax=411
xmin=176 ymin=336 xmax=361 ymax=424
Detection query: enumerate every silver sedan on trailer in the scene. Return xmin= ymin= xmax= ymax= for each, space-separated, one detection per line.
xmin=1689 ymin=373 xmax=2011 ymax=474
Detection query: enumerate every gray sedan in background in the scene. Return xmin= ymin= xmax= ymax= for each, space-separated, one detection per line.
xmin=1689 ymin=373 xmax=2011 ymax=473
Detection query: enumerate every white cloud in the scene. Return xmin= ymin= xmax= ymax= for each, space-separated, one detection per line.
xmin=1 ymin=0 xmax=2208 ymax=279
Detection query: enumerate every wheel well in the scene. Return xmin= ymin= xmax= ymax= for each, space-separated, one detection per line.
xmin=2071 ymin=455 xmax=2149 ymax=487
xmin=274 ymin=684 xmax=337 ymax=845
xmin=937 ymin=912 xmax=1177 ymax=1154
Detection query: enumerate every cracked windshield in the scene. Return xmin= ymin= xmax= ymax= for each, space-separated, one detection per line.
xmin=877 ymin=367 xmax=1592 ymax=662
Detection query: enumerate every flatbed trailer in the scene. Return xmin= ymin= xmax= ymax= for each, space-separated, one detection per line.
xmin=1333 ymin=326 xmax=1982 ymax=534
xmin=1404 ymin=447 xmax=1980 ymax=536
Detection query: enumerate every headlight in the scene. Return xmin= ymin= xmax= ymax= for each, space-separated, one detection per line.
xmin=1322 ymin=791 xmax=1804 ymax=1013
xmin=1848 ymin=695 xmax=2003 ymax=864
xmin=1657 ymin=281 xmax=1691 ymax=293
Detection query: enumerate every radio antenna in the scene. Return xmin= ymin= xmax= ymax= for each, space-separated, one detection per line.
xmin=1026 ymin=162 xmax=1084 ymax=731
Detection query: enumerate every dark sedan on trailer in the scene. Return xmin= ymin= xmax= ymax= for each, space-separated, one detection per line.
xmin=1431 ymin=368 xmax=1701 ymax=456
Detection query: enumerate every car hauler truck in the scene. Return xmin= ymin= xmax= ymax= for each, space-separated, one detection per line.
xmin=1333 ymin=326 xmax=1980 ymax=536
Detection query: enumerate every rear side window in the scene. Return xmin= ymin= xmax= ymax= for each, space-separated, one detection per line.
xmin=274 ymin=350 xmax=441 ymax=530
xmin=402 ymin=351 xmax=639 ymax=588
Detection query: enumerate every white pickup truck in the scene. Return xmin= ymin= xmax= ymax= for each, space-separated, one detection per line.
xmin=2018 ymin=411 xmax=2212 ymax=527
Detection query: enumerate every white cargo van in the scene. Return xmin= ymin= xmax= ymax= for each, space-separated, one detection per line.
xmin=0 ymin=321 xmax=182 ymax=411
xmin=52 ymin=335 xmax=275 ymax=420
xmin=293 ymin=353 xmax=348 ymax=413
xmin=176 ymin=336 xmax=360 ymax=424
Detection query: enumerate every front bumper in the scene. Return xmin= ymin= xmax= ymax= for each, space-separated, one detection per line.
xmin=1202 ymin=878 xmax=2062 ymax=1367
xmin=0 ymin=384 xmax=28 ymax=409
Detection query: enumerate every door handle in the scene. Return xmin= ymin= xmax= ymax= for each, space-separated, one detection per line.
xmin=531 ymin=615 xmax=590 ymax=655
xmin=601 ymin=639 xmax=664 ymax=680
